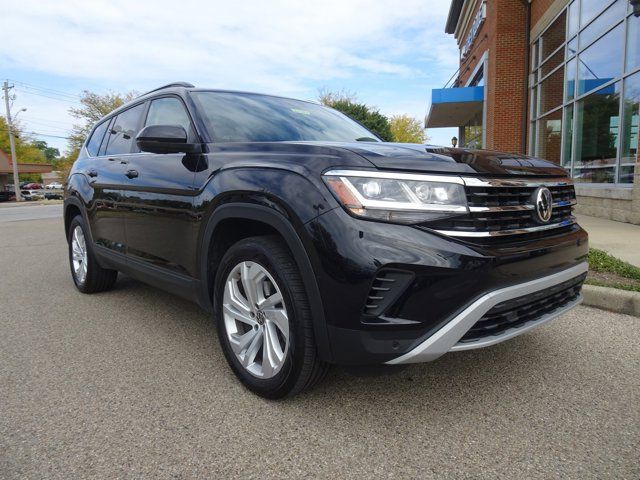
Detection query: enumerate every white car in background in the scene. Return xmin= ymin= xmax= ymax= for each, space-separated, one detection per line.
xmin=46 ymin=182 xmax=63 ymax=189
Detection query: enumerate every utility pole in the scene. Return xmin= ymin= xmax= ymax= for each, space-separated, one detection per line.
xmin=3 ymin=80 xmax=22 ymax=202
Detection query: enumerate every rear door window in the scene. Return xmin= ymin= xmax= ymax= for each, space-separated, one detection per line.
xmin=145 ymin=97 xmax=195 ymax=139
xmin=104 ymin=103 xmax=145 ymax=155
xmin=86 ymin=120 xmax=109 ymax=157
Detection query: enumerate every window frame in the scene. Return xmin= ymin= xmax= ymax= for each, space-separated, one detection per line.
xmin=84 ymin=119 xmax=110 ymax=158
xmin=102 ymin=101 xmax=147 ymax=157
xmin=528 ymin=0 xmax=640 ymax=185
xmin=142 ymin=94 xmax=198 ymax=145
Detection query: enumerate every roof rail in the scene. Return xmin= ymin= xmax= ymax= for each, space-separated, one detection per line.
xmin=138 ymin=82 xmax=195 ymax=97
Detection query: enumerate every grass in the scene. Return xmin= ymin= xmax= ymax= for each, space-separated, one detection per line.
xmin=587 ymin=248 xmax=640 ymax=280
xmin=586 ymin=248 xmax=640 ymax=292
xmin=585 ymin=278 xmax=640 ymax=293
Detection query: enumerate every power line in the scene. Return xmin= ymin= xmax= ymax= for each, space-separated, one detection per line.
xmin=10 ymin=81 xmax=81 ymax=100
xmin=0 ymin=126 xmax=72 ymax=140
xmin=14 ymin=88 xmax=82 ymax=106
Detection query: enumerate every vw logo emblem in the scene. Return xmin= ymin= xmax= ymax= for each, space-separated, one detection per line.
xmin=534 ymin=187 xmax=553 ymax=223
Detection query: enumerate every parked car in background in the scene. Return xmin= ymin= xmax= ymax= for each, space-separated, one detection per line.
xmin=45 ymin=190 xmax=64 ymax=200
xmin=46 ymin=182 xmax=64 ymax=190
xmin=23 ymin=183 xmax=44 ymax=190
xmin=64 ymin=83 xmax=588 ymax=399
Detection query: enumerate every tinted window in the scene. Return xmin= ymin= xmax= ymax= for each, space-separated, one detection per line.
xmin=86 ymin=120 xmax=109 ymax=156
xmin=145 ymin=97 xmax=194 ymax=137
xmin=104 ymin=103 xmax=145 ymax=155
xmin=190 ymin=91 xmax=378 ymax=143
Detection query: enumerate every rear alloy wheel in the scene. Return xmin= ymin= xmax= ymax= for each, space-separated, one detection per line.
xmin=70 ymin=226 xmax=88 ymax=284
xmin=67 ymin=215 xmax=118 ymax=293
xmin=214 ymin=236 xmax=329 ymax=399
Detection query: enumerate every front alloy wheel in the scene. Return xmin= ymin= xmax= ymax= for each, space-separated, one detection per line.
xmin=214 ymin=236 xmax=329 ymax=398
xmin=223 ymin=261 xmax=289 ymax=379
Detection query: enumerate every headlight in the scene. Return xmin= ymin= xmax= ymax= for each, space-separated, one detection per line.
xmin=323 ymin=170 xmax=468 ymax=224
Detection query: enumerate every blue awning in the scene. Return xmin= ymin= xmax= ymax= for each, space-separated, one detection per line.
xmin=426 ymin=85 xmax=484 ymax=128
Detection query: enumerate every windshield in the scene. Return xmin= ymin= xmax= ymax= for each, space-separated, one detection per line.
xmin=190 ymin=91 xmax=379 ymax=143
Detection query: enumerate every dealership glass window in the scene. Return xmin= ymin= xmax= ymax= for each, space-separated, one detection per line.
xmin=566 ymin=57 xmax=577 ymax=101
xmin=562 ymin=105 xmax=574 ymax=168
xmin=537 ymin=109 xmax=563 ymax=164
xmin=541 ymin=11 xmax=566 ymax=60
xmin=541 ymin=49 xmax=564 ymax=76
xmin=540 ymin=67 xmax=565 ymax=115
xmin=627 ymin=14 xmax=639 ymax=72
xmin=529 ymin=0 xmax=639 ymax=185
xmin=579 ymin=0 xmax=625 ymax=49
xmin=567 ymin=1 xmax=579 ymax=37
xmin=566 ymin=37 xmax=578 ymax=59
xmin=577 ymin=23 xmax=623 ymax=96
xmin=580 ymin=0 xmax=608 ymax=28
xmin=573 ymin=82 xmax=620 ymax=184
xmin=619 ymin=72 xmax=640 ymax=182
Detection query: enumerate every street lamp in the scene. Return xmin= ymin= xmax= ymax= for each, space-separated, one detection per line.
xmin=451 ymin=136 xmax=458 ymax=148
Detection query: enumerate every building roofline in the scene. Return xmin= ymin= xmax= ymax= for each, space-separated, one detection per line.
xmin=445 ymin=0 xmax=465 ymax=34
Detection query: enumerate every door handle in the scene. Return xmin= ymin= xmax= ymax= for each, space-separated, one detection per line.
xmin=87 ymin=169 xmax=98 ymax=177
xmin=120 ymin=159 xmax=129 ymax=164
xmin=107 ymin=157 xmax=118 ymax=162
xmin=125 ymin=169 xmax=139 ymax=179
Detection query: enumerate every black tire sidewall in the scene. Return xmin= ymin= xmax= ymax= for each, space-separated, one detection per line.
xmin=214 ymin=238 xmax=308 ymax=399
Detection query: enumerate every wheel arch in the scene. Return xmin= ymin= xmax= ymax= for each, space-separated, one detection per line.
xmin=199 ymin=203 xmax=333 ymax=362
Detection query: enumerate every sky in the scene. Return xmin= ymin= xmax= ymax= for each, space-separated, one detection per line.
xmin=0 ymin=0 xmax=459 ymax=154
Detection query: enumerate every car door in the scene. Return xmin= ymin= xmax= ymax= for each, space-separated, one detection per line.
xmin=85 ymin=116 xmax=126 ymax=253
xmin=89 ymin=103 xmax=146 ymax=253
xmin=119 ymin=95 xmax=200 ymax=277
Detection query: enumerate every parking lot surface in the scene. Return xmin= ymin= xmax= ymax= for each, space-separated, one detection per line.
xmin=1 ymin=211 xmax=638 ymax=479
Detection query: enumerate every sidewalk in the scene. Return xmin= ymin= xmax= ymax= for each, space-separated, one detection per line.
xmin=577 ymin=214 xmax=640 ymax=267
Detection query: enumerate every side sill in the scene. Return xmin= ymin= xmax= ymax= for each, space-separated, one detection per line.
xmin=94 ymin=245 xmax=200 ymax=304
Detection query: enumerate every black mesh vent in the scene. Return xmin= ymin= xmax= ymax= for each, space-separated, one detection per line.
xmin=459 ymin=273 xmax=586 ymax=343
xmin=363 ymin=269 xmax=414 ymax=317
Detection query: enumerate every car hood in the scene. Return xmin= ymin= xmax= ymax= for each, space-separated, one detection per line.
xmin=297 ymin=142 xmax=568 ymax=177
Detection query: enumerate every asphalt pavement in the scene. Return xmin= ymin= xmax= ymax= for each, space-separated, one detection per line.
xmin=1 ymin=207 xmax=638 ymax=479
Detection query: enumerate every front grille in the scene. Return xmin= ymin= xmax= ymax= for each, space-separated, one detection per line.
xmin=425 ymin=178 xmax=577 ymax=242
xmin=459 ymin=273 xmax=586 ymax=343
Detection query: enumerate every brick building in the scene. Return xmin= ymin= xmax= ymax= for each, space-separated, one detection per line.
xmin=427 ymin=0 xmax=640 ymax=223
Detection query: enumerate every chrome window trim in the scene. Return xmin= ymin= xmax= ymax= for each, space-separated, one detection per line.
xmin=386 ymin=262 xmax=588 ymax=365
xmin=434 ymin=216 xmax=577 ymax=238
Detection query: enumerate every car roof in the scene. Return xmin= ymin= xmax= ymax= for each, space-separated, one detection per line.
xmin=104 ymin=82 xmax=322 ymax=121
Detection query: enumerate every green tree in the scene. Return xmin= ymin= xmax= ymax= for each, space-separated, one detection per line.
xmin=389 ymin=115 xmax=427 ymax=143
xmin=67 ymin=90 xmax=137 ymax=158
xmin=33 ymin=140 xmax=60 ymax=162
xmin=318 ymin=89 xmax=393 ymax=141
xmin=58 ymin=89 xmax=137 ymax=178
xmin=0 ymin=116 xmax=50 ymax=182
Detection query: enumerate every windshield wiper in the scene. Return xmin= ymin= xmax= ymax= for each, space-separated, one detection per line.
xmin=355 ymin=137 xmax=379 ymax=142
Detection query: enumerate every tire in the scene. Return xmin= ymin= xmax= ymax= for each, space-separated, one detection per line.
xmin=214 ymin=235 xmax=329 ymax=399
xmin=67 ymin=214 xmax=118 ymax=293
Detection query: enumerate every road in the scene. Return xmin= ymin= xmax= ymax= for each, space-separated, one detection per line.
xmin=0 ymin=203 xmax=62 ymax=222
xmin=1 ymin=207 xmax=639 ymax=479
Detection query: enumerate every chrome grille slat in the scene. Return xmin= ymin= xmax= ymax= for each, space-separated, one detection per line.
xmin=426 ymin=178 xmax=577 ymax=242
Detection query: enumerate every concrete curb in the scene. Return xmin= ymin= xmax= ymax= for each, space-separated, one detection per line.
xmin=582 ymin=284 xmax=640 ymax=317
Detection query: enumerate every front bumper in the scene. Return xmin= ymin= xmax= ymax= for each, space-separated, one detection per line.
xmin=306 ymin=207 xmax=588 ymax=365
xmin=386 ymin=262 xmax=587 ymax=364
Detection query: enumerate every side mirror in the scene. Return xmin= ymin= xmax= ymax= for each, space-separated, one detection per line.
xmin=136 ymin=125 xmax=200 ymax=154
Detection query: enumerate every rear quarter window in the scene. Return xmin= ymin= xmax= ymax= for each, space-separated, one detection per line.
xmin=86 ymin=120 xmax=110 ymax=157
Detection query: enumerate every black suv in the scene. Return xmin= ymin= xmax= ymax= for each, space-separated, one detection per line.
xmin=64 ymin=82 xmax=588 ymax=398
